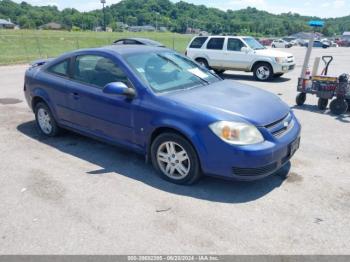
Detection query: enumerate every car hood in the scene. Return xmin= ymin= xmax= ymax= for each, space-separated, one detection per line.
xmin=164 ymin=80 xmax=290 ymax=126
xmin=255 ymin=48 xmax=292 ymax=58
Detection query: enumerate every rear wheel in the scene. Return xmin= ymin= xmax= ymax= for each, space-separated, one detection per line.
xmin=253 ymin=62 xmax=273 ymax=81
xmin=296 ymin=93 xmax=306 ymax=106
xmin=317 ymin=98 xmax=328 ymax=110
xmin=195 ymin=58 xmax=210 ymax=70
xmin=151 ymin=133 xmax=202 ymax=185
xmin=330 ymin=98 xmax=348 ymax=115
xmin=34 ymin=102 xmax=60 ymax=137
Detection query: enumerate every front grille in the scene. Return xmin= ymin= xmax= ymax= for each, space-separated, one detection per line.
xmin=265 ymin=113 xmax=293 ymax=138
xmin=271 ymin=119 xmax=295 ymax=138
xmin=287 ymin=56 xmax=294 ymax=63
xmin=232 ymin=162 xmax=278 ymax=176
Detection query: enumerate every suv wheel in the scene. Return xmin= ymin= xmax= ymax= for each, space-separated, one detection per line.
xmin=253 ymin=62 xmax=273 ymax=81
xmin=35 ymin=102 xmax=60 ymax=137
xmin=195 ymin=58 xmax=210 ymax=69
xmin=151 ymin=133 xmax=202 ymax=185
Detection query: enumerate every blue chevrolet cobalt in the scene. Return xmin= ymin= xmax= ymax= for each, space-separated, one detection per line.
xmin=24 ymin=45 xmax=301 ymax=185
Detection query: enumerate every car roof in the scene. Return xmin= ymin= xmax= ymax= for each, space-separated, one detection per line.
xmin=104 ymin=44 xmax=169 ymax=55
xmin=114 ymin=37 xmax=165 ymax=47
xmin=49 ymin=45 xmax=173 ymax=66
xmin=202 ymin=35 xmax=253 ymax=38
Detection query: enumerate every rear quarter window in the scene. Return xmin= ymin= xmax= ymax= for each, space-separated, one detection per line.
xmin=206 ymin=38 xmax=225 ymax=50
xmin=189 ymin=37 xmax=208 ymax=48
xmin=47 ymin=60 xmax=69 ymax=77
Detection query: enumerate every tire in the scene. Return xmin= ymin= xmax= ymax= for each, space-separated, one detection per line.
xmin=195 ymin=58 xmax=210 ymax=70
xmin=34 ymin=102 xmax=60 ymax=137
xmin=272 ymin=45 xmax=276 ymax=48
xmin=317 ymin=98 xmax=328 ymax=110
xmin=151 ymin=132 xmax=202 ymax=185
xmin=330 ymin=98 xmax=348 ymax=115
xmin=296 ymin=93 xmax=306 ymax=106
xmin=214 ymin=69 xmax=225 ymax=75
xmin=274 ymin=73 xmax=284 ymax=78
xmin=253 ymin=62 xmax=273 ymax=81
xmin=347 ymin=99 xmax=350 ymax=111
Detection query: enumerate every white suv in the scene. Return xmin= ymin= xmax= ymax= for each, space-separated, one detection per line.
xmin=186 ymin=36 xmax=296 ymax=81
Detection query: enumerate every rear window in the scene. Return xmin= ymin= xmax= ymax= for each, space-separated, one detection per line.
xmin=189 ymin=37 xmax=208 ymax=49
xmin=206 ymin=38 xmax=225 ymax=50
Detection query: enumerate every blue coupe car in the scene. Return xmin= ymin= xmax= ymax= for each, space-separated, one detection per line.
xmin=24 ymin=45 xmax=301 ymax=185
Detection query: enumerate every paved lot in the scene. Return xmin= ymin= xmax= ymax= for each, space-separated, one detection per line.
xmin=0 ymin=47 xmax=349 ymax=255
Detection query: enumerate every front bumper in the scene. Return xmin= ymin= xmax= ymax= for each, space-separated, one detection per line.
xmin=198 ymin=113 xmax=301 ymax=181
xmin=273 ymin=62 xmax=296 ymax=74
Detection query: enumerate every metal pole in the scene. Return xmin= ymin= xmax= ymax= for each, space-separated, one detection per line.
xmin=300 ymin=34 xmax=315 ymax=79
xmin=101 ymin=0 xmax=107 ymax=31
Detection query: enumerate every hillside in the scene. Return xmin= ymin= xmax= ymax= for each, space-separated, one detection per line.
xmin=0 ymin=0 xmax=349 ymax=36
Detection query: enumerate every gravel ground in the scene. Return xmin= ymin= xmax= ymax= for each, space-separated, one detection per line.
xmin=0 ymin=46 xmax=349 ymax=255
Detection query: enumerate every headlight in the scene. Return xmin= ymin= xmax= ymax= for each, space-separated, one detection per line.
xmin=275 ymin=57 xmax=288 ymax=64
xmin=209 ymin=121 xmax=264 ymax=145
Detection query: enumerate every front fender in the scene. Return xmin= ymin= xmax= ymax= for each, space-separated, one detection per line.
xmin=147 ymin=118 xmax=210 ymax=168
xmin=250 ymin=57 xmax=276 ymax=71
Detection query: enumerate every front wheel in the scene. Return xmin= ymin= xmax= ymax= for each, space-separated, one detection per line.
xmin=151 ymin=133 xmax=202 ymax=185
xmin=330 ymin=98 xmax=348 ymax=115
xmin=317 ymin=98 xmax=328 ymax=110
xmin=296 ymin=93 xmax=306 ymax=106
xmin=253 ymin=62 xmax=273 ymax=81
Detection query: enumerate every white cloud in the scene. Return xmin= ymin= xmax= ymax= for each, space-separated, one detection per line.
xmin=334 ymin=0 xmax=346 ymax=8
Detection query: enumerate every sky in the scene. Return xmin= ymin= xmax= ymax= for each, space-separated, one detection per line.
xmin=12 ymin=0 xmax=350 ymax=18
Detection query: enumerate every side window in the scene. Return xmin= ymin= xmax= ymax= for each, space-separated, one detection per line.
xmin=73 ymin=55 xmax=129 ymax=89
xmin=47 ymin=60 xmax=69 ymax=77
xmin=189 ymin=37 xmax=208 ymax=48
xmin=123 ymin=39 xmax=139 ymax=45
xmin=206 ymin=38 xmax=225 ymax=50
xmin=227 ymin=39 xmax=245 ymax=51
xmin=114 ymin=40 xmax=124 ymax=45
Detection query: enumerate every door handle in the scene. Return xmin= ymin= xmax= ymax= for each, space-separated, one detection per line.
xmin=71 ymin=92 xmax=80 ymax=100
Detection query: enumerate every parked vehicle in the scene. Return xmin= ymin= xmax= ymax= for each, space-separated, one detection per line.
xmin=113 ymin=38 xmax=165 ymax=47
xmin=186 ymin=35 xmax=296 ymax=81
xmin=259 ymin=38 xmax=273 ymax=46
xmin=272 ymin=39 xmax=293 ymax=48
xmin=24 ymin=45 xmax=301 ymax=185
xmin=282 ymin=37 xmax=298 ymax=46
xmin=306 ymin=40 xmax=330 ymax=48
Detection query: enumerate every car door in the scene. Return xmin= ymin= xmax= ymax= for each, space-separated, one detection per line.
xmin=64 ymin=53 xmax=137 ymax=145
xmin=223 ymin=38 xmax=252 ymax=70
xmin=204 ymin=37 xmax=226 ymax=68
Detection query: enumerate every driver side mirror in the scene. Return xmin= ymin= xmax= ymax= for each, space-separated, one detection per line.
xmin=241 ymin=47 xmax=250 ymax=53
xmin=103 ymin=82 xmax=136 ymax=98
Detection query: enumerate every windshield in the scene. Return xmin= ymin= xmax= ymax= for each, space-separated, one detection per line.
xmin=243 ymin=37 xmax=265 ymax=50
xmin=125 ymin=51 xmax=220 ymax=93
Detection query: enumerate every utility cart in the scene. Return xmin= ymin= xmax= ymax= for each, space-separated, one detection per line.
xmin=296 ymin=21 xmax=350 ymax=115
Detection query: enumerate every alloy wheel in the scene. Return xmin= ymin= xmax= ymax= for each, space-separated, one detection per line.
xmin=156 ymin=141 xmax=191 ymax=180
xmin=37 ymin=108 xmax=53 ymax=135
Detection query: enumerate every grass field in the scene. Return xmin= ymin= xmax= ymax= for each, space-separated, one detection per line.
xmin=0 ymin=30 xmax=193 ymax=65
